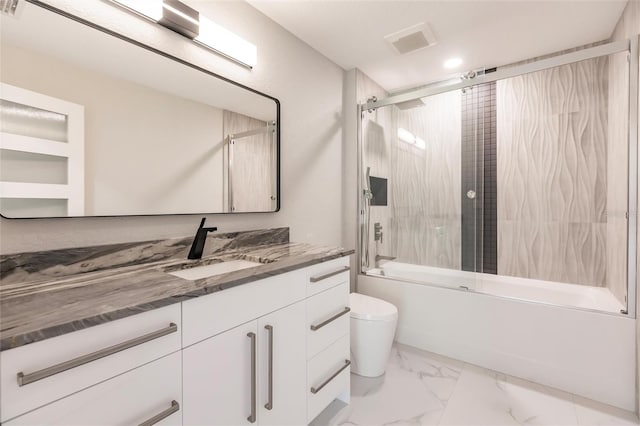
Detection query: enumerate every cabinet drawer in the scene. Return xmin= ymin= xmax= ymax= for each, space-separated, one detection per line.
xmin=307 ymin=334 xmax=350 ymax=423
xmin=307 ymin=282 xmax=350 ymax=359
xmin=1 ymin=304 xmax=181 ymax=422
xmin=7 ymin=351 xmax=182 ymax=426
xmin=182 ymin=269 xmax=305 ymax=347
xmin=305 ymin=257 xmax=350 ymax=296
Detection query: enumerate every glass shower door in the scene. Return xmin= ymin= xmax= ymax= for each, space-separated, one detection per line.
xmin=359 ymin=42 xmax=633 ymax=315
xmin=360 ymin=88 xmax=483 ymax=292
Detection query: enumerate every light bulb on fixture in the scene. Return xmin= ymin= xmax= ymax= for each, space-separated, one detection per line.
xmin=112 ymin=0 xmax=163 ymax=21
xmin=195 ymin=16 xmax=257 ymax=69
xmin=110 ymin=0 xmax=257 ymax=68
xmin=443 ymin=57 xmax=463 ymax=69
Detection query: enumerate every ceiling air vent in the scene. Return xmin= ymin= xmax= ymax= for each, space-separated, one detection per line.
xmin=0 ymin=0 xmax=22 ymax=17
xmin=385 ymin=23 xmax=437 ymax=55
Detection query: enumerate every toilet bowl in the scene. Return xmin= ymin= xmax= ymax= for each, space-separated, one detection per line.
xmin=349 ymin=292 xmax=398 ymax=377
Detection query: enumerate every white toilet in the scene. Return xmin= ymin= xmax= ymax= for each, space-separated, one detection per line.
xmin=349 ymin=292 xmax=398 ymax=377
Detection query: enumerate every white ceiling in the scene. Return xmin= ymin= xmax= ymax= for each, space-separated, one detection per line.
xmin=248 ymin=0 xmax=627 ymax=93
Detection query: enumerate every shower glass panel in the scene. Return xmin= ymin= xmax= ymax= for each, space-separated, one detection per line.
xmin=493 ymin=51 xmax=629 ymax=313
xmin=361 ymin=89 xmax=483 ymax=292
xmin=360 ymin=46 xmax=632 ymax=315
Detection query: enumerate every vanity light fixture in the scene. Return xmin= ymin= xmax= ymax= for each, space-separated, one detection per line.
xmin=397 ymin=128 xmax=425 ymax=150
xmin=111 ymin=0 xmax=257 ymax=68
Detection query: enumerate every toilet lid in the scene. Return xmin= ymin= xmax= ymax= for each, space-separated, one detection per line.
xmin=349 ymin=293 xmax=398 ymax=321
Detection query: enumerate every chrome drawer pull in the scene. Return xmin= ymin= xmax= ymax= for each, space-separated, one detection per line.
xmin=139 ymin=400 xmax=180 ymax=426
xmin=309 ymin=266 xmax=350 ymax=283
xmin=310 ymin=359 xmax=351 ymax=394
xmin=310 ymin=307 xmax=351 ymax=331
xmin=264 ymin=325 xmax=274 ymax=410
xmin=247 ymin=332 xmax=257 ymax=423
xmin=17 ymin=323 xmax=178 ymax=387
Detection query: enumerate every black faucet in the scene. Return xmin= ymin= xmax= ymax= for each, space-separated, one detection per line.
xmin=188 ymin=217 xmax=218 ymax=260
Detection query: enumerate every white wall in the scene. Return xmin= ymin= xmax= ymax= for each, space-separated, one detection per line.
xmin=0 ymin=0 xmax=345 ymax=254
xmin=2 ymin=44 xmax=226 ymax=216
xmin=342 ymin=69 xmax=358 ymax=290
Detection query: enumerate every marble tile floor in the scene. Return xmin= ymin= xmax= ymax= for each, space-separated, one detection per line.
xmin=313 ymin=343 xmax=639 ymax=426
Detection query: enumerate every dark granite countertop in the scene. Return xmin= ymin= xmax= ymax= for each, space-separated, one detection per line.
xmin=0 ymin=228 xmax=354 ymax=351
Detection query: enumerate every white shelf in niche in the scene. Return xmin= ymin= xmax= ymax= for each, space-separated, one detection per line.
xmin=0 ymin=83 xmax=84 ymax=216
xmin=0 ymin=182 xmax=70 ymax=199
xmin=0 ymin=133 xmax=70 ymax=157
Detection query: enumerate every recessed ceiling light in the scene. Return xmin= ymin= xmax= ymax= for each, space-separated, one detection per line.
xmin=444 ymin=57 xmax=463 ymax=69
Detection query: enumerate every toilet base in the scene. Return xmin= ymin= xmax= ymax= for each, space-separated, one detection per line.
xmin=350 ymin=317 xmax=397 ymax=377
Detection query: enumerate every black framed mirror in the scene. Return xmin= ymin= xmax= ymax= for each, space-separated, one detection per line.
xmin=0 ymin=0 xmax=280 ymax=218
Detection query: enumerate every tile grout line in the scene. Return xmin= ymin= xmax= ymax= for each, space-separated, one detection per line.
xmin=436 ymin=360 xmax=470 ymax=426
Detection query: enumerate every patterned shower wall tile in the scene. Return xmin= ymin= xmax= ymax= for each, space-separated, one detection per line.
xmin=607 ymin=216 xmax=628 ymax=306
xmin=392 ymin=217 xmax=461 ymax=269
xmin=498 ymin=221 xmax=606 ymax=286
xmin=497 ymin=56 xmax=609 ymax=287
xmin=607 ymin=50 xmax=630 ymax=213
xmin=498 ymin=60 xmax=609 ymax=223
xmin=358 ymin=70 xmax=397 ymax=269
xmin=364 ymin=113 xmax=396 ymax=266
xmin=606 ymin=49 xmax=631 ymax=307
xmin=497 ymin=110 xmax=607 ymax=223
xmin=390 ymin=90 xmax=462 ymax=270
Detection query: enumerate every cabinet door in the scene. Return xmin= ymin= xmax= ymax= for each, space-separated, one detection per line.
xmin=183 ymin=321 xmax=258 ymax=426
xmin=258 ymin=301 xmax=307 ymax=425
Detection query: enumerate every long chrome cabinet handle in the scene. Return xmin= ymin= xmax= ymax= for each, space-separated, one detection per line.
xmin=247 ymin=332 xmax=257 ymax=423
xmin=17 ymin=323 xmax=178 ymax=387
xmin=310 ymin=360 xmax=351 ymax=394
xmin=264 ymin=325 xmax=273 ymax=410
xmin=139 ymin=400 xmax=180 ymax=426
xmin=310 ymin=307 xmax=351 ymax=331
xmin=309 ymin=266 xmax=350 ymax=283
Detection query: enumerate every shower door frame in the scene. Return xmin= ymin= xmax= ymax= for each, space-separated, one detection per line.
xmin=357 ymin=37 xmax=639 ymax=318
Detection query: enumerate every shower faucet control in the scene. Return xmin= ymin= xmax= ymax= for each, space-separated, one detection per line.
xmin=374 ymin=222 xmax=383 ymax=243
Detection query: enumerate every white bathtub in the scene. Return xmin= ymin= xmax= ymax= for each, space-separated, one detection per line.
xmin=374 ymin=261 xmax=625 ymax=313
xmin=358 ymin=263 xmax=636 ymax=411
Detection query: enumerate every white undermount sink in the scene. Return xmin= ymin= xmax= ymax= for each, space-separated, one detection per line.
xmin=167 ymin=259 xmax=262 ymax=280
